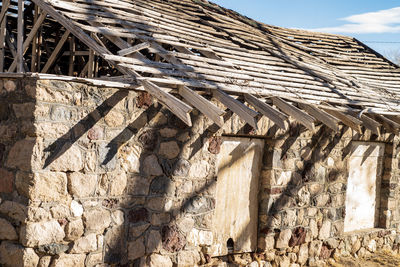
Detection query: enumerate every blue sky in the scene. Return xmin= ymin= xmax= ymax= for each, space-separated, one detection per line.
xmin=211 ymin=0 xmax=400 ymax=59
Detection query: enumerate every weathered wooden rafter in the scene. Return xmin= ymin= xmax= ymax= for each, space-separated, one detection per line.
xmin=0 ymin=0 xmax=399 ymax=134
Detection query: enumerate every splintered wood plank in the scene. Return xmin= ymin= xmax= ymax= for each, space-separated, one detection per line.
xmin=42 ymin=30 xmax=70 ymax=73
xmin=244 ymin=93 xmax=288 ymax=130
xmin=214 ymin=89 xmax=258 ymax=129
xmin=298 ymin=103 xmax=340 ymax=132
xmin=17 ymin=0 xmax=24 ymax=73
xmin=141 ymin=80 xmax=193 ymax=126
xmin=321 ymin=104 xmax=363 ymax=133
xmin=271 ymin=96 xmax=315 ymax=131
xmin=371 ymin=114 xmax=400 ymax=135
xmin=348 ymin=111 xmax=381 ymax=135
xmin=179 ymin=85 xmax=225 ymax=127
xmin=118 ymin=42 xmax=150 ymax=56
xmin=8 ymin=12 xmax=47 ymax=72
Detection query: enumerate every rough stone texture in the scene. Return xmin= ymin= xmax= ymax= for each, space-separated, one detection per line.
xmin=83 ymin=209 xmax=111 ymax=234
xmin=21 ymin=220 xmax=65 ymax=247
xmin=159 ymin=141 xmax=180 ymax=159
xmin=148 ymin=254 xmax=173 ymax=267
xmin=17 ymin=172 xmax=68 ymax=201
xmin=0 ymin=168 xmax=14 ymax=193
xmin=1 ymin=78 xmax=400 ymax=267
xmin=0 ymin=218 xmax=18 ymax=240
xmin=276 ymin=229 xmax=292 ymax=249
xmin=70 ymin=233 xmax=98 ymax=253
xmin=0 ymin=242 xmax=39 ymax=267
xmin=68 ymin=172 xmax=97 ymax=197
xmin=128 ymin=237 xmax=146 ymax=260
xmin=50 ymin=253 xmax=86 ymax=267
xmin=48 ymin=144 xmax=84 ymax=172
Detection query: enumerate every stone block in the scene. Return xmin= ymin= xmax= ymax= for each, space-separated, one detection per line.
xmin=86 ymin=252 xmax=103 ymax=267
xmin=276 ymin=229 xmax=292 ymax=249
xmin=189 ymin=160 xmax=210 ymax=178
xmin=0 ymin=218 xmax=18 ymax=240
xmin=71 ymin=233 xmax=98 ymax=253
xmin=68 ymin=172 xmax=97 ymax=197
xmin=151 ymin=213 xmax=171 ymax=226
xmin=176 ymin=250 xmax=201 ymax=267
xmin=105 ymin=110 xmax=125 ymax=127
xmin=128 ymin=237 xmax=145 ymax=260
xmin=0 ymin=200 xmax=27 ymax=222
xmin=50 ymin=253 xmax=86 ymax=267
xmin=17 ymin=172 xmax=68 ymax=202
xmin=297 ymin=243 xmax=309 ymax=265
xmin=258 ymin=235 xmax=275 ymax=251
xmin=65 ymin=219 xmax=84 ymax=241
xmin=149 ymin=176 xmax=175 ymax=196
xmin=48 ymin=144 xmax=84 ymax=172
xmin=6 ymin=138 xmax=38 ymax=171
xmin=4 ymin=80 xmax=17 ymax=92
xmin=318 ymin=220 xmax=331 ymax=240
xmin=21 ymin=220 xmax=65 ymax=247
xmin=0 ymin=242 xmax=39 ymax=267
xmin=148 ymin=254 xmax=173 ymax=267
xmin=0 ymin=168 xmax=14 ymax=193
xmin=159 ymin=141 xmax=180 ymax=159
xmin=83 ymin=208 xmax=111 ymax=234
xmin=146 ymin=230 xmax=162 ymax=253
xmin=109 ymin=171 xmax=127 ymax=196
xmin=119 ymin=145 xmax=141 ymax=173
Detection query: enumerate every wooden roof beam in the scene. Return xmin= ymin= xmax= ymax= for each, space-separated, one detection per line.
xmin=0 ymin=0 xmax=10 ymax=26
xmin=41 ymin=30 xmax=70 ymax=73
xmin=9 ymin=11 xmax=47 ymax=72
xmin=214 ymin=89 xmax=259 ymax=129
xmin=348 ymin=111 xmax=381 ymax=135
xmin=179 ymin=85 xmax=225 ymax=127
xmin=371 ymin=114 xmax=400 ymax=135
xmin=271 ymin=97 xmax=315 ymax=131
xmin=142 ymin=80 xmax=193 ymax=126
xmin=244 ymin=93 xmax=288 ymax=130
xmin=86 ymin=20 xmax=194 ymax=126
xmin=321 ymin=104 xmax=363 ymax=133
xmin=298 ymin=103 xmax=340 ymax=132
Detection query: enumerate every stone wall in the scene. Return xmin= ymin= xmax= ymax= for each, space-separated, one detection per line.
xmin=0 ymin=76 xmax=399 ymax=267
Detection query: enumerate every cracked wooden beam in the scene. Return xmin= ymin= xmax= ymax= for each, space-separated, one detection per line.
xmin=271 ymin=97 xmax=315 ymax=131
xmin=298 ymin=103 xmax=340 ymax=132
xmin=348 ymin=111 xmax=381 ymax=135
xmin=244 ymin=93 xmax=288 ymax=130
xmin=321 ymin=104 xmax=363 ymax=133
xmin=179 ymin=85 xmax=225 ymax=127
xmin=214 ymin=89 xmax=258 ymax=129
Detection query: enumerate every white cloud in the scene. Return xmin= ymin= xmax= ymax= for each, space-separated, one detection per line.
xmin=311 ymin=7 xmax=400 ymax=34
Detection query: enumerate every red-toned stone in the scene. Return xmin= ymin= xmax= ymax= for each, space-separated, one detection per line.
xmin=137 ymin=92 xmax=153 ymax=109
xmin=289 ymin=227 xmax=306 ymax=247
xmin=208 ymin=137 xmax=222 ymax=154
xmin=0 ymin=169 xmax=13 ymax=193
xmin=162 ymin=226 xmax=186 ymax=252
xmin=87 ymin=126 xmax=104 ymax=140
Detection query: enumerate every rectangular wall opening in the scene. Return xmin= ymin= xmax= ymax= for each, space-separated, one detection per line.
xmin=212 ymin=137 xmax=264 ymax=256
xmin=344 ymin=142 xmax=384 ymax=233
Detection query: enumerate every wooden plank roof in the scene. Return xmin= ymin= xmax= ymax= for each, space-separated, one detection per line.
xmin=3 ymin=0 xmax=400 ymax=133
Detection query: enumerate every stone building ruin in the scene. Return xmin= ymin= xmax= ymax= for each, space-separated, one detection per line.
xmin=1 ymin=0 xmax=400 ymax=266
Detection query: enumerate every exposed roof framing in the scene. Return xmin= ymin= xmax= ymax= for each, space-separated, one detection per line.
xmin=2 ymin=0 xmax=400 ymax=135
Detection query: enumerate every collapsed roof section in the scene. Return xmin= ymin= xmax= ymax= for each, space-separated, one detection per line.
xmin=2 ymin=0 xmax=400 ymax=134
